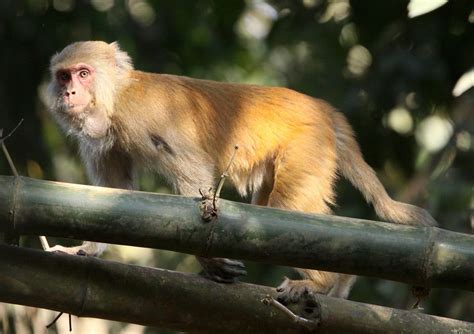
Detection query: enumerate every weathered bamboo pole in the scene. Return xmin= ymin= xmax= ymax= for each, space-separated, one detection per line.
xmin=0 ymin=176 xmax=473 ymax=291
xmin=0 ymin=244 xmax=472 ymax=333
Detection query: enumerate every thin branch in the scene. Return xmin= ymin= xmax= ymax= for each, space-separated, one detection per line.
xmin=0 ymin=119 xmax=24 ymax=144
xmin=261 ymin=296 xmax=319 ymax=331
xmin=39 ymin=235 xmax=51 ymax=250
xmin=213 ymin=145 xmax=239 ymax=209
xmin=0 ymin=119 xmax=24 ymax=177
xmin=200 ymin=145 xmax=239 ymax=222
xmin=46 ymin=311 xmax=64 ymax=329
xmin=45 ymin=311 xmax=73 ymax=331
xmin=1 ymin=139 xmax=19 ymax=178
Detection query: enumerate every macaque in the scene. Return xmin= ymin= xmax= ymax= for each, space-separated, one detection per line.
xmin=45 ymin=41 xmax=436 ymax=303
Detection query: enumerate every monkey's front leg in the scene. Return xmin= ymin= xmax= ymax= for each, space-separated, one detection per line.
xmin=184 ymin=183 xmax=247 ymax=283
xmin=47 ymin=241 xmax=107 ymax=257
xmin=47 ymin=150 xmax=134 ymax=258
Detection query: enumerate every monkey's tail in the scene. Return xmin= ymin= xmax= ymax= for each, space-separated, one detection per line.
xmin=332 ymin=112 xmax=436 ymax=226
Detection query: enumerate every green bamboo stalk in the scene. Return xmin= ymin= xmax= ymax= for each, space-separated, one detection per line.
xmin=1 ymin=122 xmax=50 ymax=250
xmin=0 ymin=176 xmax=473 ymax=290
xmin=0 ymin=244 xmax=472 ymax=333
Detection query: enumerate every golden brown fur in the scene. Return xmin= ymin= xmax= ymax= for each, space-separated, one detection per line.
xmin=45 ymin=41 xmax=436 ymax=302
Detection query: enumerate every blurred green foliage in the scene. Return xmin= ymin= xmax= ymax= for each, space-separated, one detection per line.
xmin=0 ymin=0 xmax=473 ymax=333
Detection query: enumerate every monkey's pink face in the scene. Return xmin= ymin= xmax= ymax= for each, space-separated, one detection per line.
xmin=55 ymin=63 xmax=95 ymax=113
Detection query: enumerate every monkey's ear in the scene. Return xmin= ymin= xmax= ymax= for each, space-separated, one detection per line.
xmin=109 ymin=41 xmax=120 ymax=48
xmin=110 ymin=41 xmax=134 ymax=71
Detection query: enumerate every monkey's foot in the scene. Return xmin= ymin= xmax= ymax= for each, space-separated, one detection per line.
xmin=198 ymin=257 xmax=247 ymax=283
xmin=300 ymin=292 xmax=322 ymax=322
xmin=276 ymin=277 xmax=330 ymax=305
xmin=47 ymin=245 xmax=88 ymax=256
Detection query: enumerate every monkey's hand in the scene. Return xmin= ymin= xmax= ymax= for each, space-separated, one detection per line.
xmin=276 ymin=277 xmax=330 ymax=305
xmin=197 ymin=257 xmax=247 ymax=283
xmin=46 ymin=242 xmax=106 ymax=257
xmin=47 ymin=245 xmax=89 ymax=256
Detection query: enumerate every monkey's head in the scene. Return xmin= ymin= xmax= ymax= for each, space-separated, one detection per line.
xmin=46 ymin=41 xmax=133 ymax=139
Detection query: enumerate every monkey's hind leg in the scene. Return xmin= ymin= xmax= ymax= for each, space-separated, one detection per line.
xmin=328 ymin=273 xmax=357 ymax=298
xmin=197 ymin=256 xmax=247 ymax=283
xmin=266 ymin=133 xmax=355 ymax=303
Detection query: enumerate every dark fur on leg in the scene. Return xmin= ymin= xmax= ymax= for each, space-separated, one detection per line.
xmin=197 ymin=256 xmax=246 ymax=283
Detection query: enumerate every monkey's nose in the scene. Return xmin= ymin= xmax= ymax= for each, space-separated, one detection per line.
xmin=65 ymin=90 xmax=76 ymax=96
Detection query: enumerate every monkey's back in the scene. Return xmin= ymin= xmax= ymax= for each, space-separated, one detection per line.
xmin=115 ymin=71 xmax=337 ymax=173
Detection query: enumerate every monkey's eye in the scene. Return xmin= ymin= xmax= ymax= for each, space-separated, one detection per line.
xmin=57 ymin=71 xmax=70 ymax=82
xmin=79 ymin=70 xmax=89 ymax=78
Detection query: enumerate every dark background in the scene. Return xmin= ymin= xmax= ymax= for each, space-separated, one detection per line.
xmin=0 ymin=0 xmax=473 ymax=333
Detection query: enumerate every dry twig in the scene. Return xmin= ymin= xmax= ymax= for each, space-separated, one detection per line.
xmin=0 ymin=119 xmax=24 ymax=177
xmin=46 ymin=312 xmax=72 ymax=332
xmin=200 ymin=145 xmax=239 ymax=221
xmin=213 ymin=145 xmax=239 ymax=209
xmin=261 ymin=295 xmax=320 ymax=331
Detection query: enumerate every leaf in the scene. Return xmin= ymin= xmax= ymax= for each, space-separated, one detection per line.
xmin=407 ymin=0 xmax=448 ymax=18
xmin=452 ymin=68 xmax=474 ymax=97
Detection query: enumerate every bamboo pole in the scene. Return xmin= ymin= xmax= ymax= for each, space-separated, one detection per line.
xmin=1 ymin=122 xmax=50 ymax=250
xmin=0 ymin=244 xmax=472 ymax=333
xmin=0 ymin=176 xmax=473 ymax=290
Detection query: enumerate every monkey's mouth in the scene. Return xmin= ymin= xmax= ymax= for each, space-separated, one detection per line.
xmin=62 ymin=103 xmax=86 ymax=113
